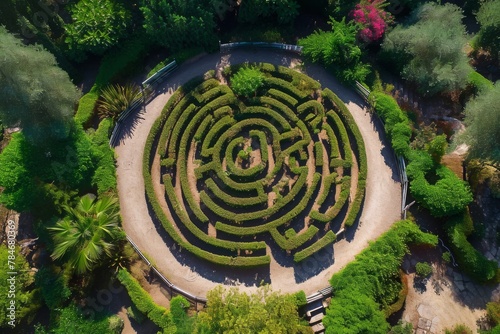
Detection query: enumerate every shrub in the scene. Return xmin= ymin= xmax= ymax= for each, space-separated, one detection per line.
xmin=445 ymin=209 xmax=498 ymax=282
xmin=324 ymin=221 xmax=437 ymax=333
xmin=415 ymin=262 xmax=433 ymax=277
xmin=230 ymin=67 xmax=265 ymax=97
xmin=117 ymin=269 xmax=176 ymax=332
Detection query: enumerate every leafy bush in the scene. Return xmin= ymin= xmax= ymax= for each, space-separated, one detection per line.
xmin=50 ymin=304 xmax=115 ymax=334
xmin=445 ymin=209 xmax=498 ymax=282
xmin=65 ymin=0 xmax=130 ymax=60
xmin=238 ymin=0 xmax=300 ymax=24
xmin=415 ymin=262 xmax=432 ymax=277
xmin=410 ymin=165 xmax=472 ymax=217
xmin=324 ymin=220 xmax=437 ymax=333
xmin=117 ymin=269 xmax=176 ymax=332
xmin=299 ymin=18 xmax=370 ymax=83
xmin=231 ymin=67 xmax=265 ymax=97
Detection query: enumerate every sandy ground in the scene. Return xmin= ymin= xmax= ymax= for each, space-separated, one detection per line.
xmin=115 ymin=49 xmax=401 ymax=298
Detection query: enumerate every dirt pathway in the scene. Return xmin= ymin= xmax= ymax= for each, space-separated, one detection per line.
xmin=115 ymin=49 xmax=401 ymax=297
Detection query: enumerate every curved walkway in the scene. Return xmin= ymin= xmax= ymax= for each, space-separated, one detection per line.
xmin=115 ymin=49 xmax=401 ymax=297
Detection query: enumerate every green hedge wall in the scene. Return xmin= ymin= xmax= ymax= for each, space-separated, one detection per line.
xmin=117 ymin=269 xmax=176 ymax=333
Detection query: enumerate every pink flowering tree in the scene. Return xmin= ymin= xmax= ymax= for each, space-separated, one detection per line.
xmin=351 ymin=0 xmax=393 ymax=43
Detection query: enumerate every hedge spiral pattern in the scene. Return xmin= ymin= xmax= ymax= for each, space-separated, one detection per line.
xmin=143 ymin=63 xmax=367 ymax=267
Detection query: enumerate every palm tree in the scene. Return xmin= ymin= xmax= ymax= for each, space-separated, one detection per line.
xmin=97 ymin=83 xmax=141 ymax=121
xmin=49 ymin=194 xmax=123 ymax=274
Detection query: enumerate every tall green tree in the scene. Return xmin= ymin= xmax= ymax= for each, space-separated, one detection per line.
xmin=299 ymin=18 xmax=370 ymax=83
xmin=0 ymin=27 xmax=80 ymax=144
xmin=194 ymin=285 xmax=311 ymax=333
xmin=64 ymin=0 xmax=130 ymax=60
xmin=140 ymin=0 xmax=217 ymax=52
xmin=476 ymin=0 xmax=500 ymax=60
xmin=456 ymin=83 xmax=500 ymax=161
xmin=49 ymin=195 xmax=123 ymax=275
xmin=382 ymin=3 xmax=471 ymax=95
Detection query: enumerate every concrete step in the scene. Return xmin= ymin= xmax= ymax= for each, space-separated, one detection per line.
xmin=309 ymin=313 xmax=324 ymax=325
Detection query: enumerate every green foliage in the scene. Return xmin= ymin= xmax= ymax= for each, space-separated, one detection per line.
xmin=0 ymin=245 xmax=40 ymax=327
xmin=468 ymin=71 xmax=494 ymax=93
xmin=0 ymin=27 xmax=80 ymax=144
xmin=487 ymin=301 xmax=500 ymax=325
xmin=456 ymin=83 xmax=500 ymax=161
xmin=231 ymin=67 xmax=265 ymax=97
xmin=415 ymin=262 xmax=433 ymax=277
xmin=238 ymin=0 xmax=300 ymax=24
xmin=427 ymin=134 xmax=447 ymax=164
xmin=294 ymin=290 xmax=307 ymax=308
xmin=35 ymin=267 xmax=71 ymax=309
xmin=117 ymin=269 xmax=176 ymax=332
xmin=140 ymin=0 xmax=217 ymax=52
xmin=410 ymin=164 xmax=473 ymax=217
xmin=382 ymin=3 xmax=472 ymax=95
xmin=108 ymin=315 xmax=124 ymax=334
xmin=445 ymin=209 xmax=498 ymax=282
xmin=97 ymin=83 xmax=141 ymax=121
xmin=442 ymin=252 xmax=451 ymax=263
xmin=371 ymin=90 xmax=412 ymax=158
xmin=0 ymin=126 xmax=95 ymax=213
xmin=50 ymin=304 xmax=115 ymax=334
xmin=147 ymin=47 xmax=204 ymax=78
xmin=91 ymin=118 xmax=117 ymax=195
xmin=324 ymin=220 xmax=437 ymax=333
xmin=49 ymin=195 xmax=123 ymax=274
xmin=299 ymin=18 xmax=370 ymax=83
xmin=170 ymin=296 xmax=194 ymax=333
xmin=194 ymin=285 xmax=310 ymax=333
xmin=476 ymin=0 xmax=500 ymax=60
xmin=75 ymin=90 xmax=100 ymax=127
xmin=65 ymin=0 xmax=130 ymax=60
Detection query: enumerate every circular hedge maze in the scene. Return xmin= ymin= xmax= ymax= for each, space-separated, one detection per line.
xmin=143 ymin=63 xmax=367 ymax=270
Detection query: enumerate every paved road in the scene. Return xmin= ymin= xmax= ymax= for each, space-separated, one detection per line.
xmin=115 ymin=49 xmax=402 ymax=297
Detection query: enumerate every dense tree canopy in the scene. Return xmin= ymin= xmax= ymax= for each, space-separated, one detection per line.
xmin=0 ymin=27 xmax=80 ymax=144
xmin=194 ymin=285 xmax=311 ymax=333
xmin=457 ymin=83 xmax=500 ymax=161
xmin=476 ymin=0 xmax=500 ymax=59
xmin=64 ymin=0 xmax=130 ymax=59
xmin=140 ymin=0 xmax=217 ymax=52
xmin=382 ymin=3 xmax=471 ymax=95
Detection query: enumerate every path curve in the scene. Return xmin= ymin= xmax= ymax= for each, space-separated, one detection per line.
xmin=115 ymin=49 xmax=401 ymax=297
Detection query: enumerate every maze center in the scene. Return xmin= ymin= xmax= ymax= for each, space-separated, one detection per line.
xmin=143 ymin=62 xmax=367 ymax=277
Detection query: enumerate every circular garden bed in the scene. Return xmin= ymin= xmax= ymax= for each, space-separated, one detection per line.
xmin=143 ymin=63 xmax=367 ymax=270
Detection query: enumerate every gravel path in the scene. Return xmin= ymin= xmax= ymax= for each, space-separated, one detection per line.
xmin=115 ymin=49 xmax=402 ymax=297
